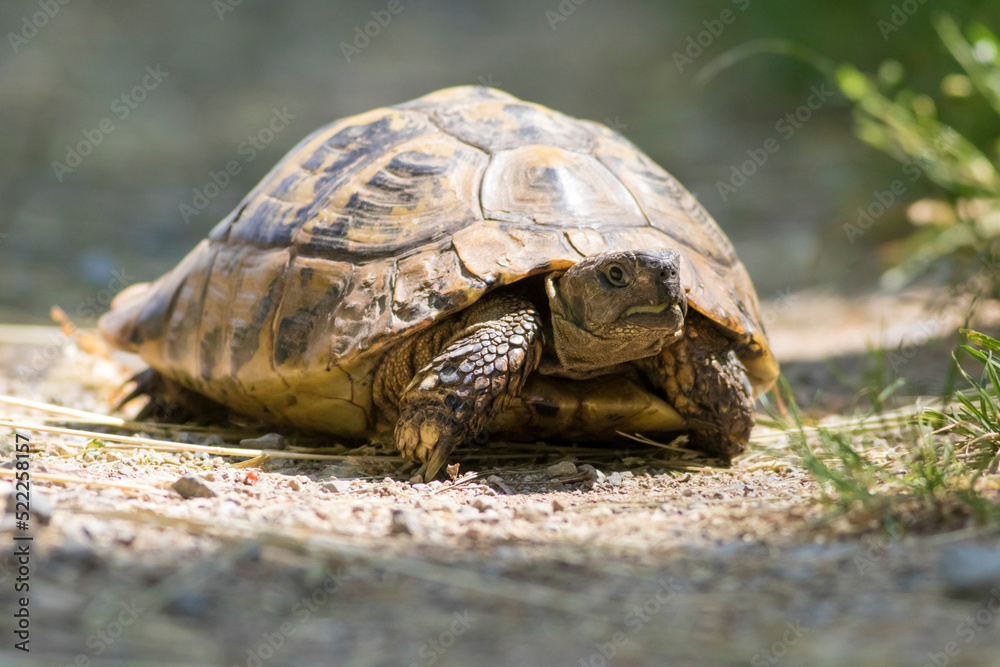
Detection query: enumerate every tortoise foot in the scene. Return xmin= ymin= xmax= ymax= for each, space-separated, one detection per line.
xmin=394 ymin=294 xmax=543 ymax=479
xmin=119 ymin=368 xmax=229 ymax=425
xmin=638 ymin=313 xmax=754 ymax=462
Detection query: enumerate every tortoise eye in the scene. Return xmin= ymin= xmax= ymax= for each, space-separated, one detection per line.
xmin=604 ymin=263 xmax=630 ymax=287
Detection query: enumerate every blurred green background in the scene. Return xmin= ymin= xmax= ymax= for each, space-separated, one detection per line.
xmin=2 ymin=0 xmax=998 ymax=323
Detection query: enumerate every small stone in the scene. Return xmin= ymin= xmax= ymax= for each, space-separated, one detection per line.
xmin=478 ymin=509 xmax=501 ymax=523
xmin=577 ymin=464 xmax=606 ymax=483
xmin=240 ymin=433 xmax=288 ymax=450
xmin=472 ymin=497 xmax=496 ymax=512
xmin=545 ymin=461 xmax=578 ymax=478
xmin=607 ymin=472 xmax=623 ymax=487
xmin=411 ymin=483 xmax=428 ymax=491
xmin=105 ymin=452 xmax=120 ymax=463
xmin=389 ymin=509 xmax=418 ymax=536
xmin=321 ymin=480 xmax=353 ymax=494
xmin=486 ymin=475 xmax=513 ymax=495
xmin=172 ymin=474 xmax=217 ymax=499
xmin=552 ymin=499 xmax=567 ymax=512
xmin=516 ymin=501 xmax=554 ymax=519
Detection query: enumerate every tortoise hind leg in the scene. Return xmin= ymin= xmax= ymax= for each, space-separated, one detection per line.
xmin=375 ymin=293 xmax=544 ymax=480
xmin=119 ymin=368 xmax=229 ymax=424
xmin=637 ymin=315 xmax=754 ymax=461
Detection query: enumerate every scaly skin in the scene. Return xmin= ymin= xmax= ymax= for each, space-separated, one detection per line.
xmin=374 ymin=294 xmax=544 ymax=479
xmin=635 ymin=313 xmax=754 ymax=461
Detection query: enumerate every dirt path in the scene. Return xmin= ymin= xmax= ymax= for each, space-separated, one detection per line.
xmin=2 ymin=289 xmax=1000 ymax=667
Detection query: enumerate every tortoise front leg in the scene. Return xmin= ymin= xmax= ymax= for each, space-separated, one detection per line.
xmin=636 ymin=314 xmax=754 ymax=462
xmin=380 ymin=294 xmax=544 ymax=480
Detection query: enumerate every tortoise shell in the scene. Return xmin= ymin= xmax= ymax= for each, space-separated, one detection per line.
xmin=100 ymin=86 xmax=778 ymax=437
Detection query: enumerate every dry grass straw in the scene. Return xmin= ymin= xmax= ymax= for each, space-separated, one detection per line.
xmin=0 ymin=468 xmax=166 ymax=496
xmin=0 ymin=418 xmax=359 ymax=462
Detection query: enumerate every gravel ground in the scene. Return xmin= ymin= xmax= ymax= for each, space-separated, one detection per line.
xmin=1 ymin=290 xmax=1000 ymax=667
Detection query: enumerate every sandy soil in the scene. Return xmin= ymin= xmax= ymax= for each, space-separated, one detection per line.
xmin=1 ymin=289 xmax=1000 ymax=667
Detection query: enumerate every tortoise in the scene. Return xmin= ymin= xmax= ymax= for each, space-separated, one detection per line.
xmin=99 ymin=86 xmax=779 ymax=480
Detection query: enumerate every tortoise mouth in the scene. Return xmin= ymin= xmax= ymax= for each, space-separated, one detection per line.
xmin=622 ymin=303 xmax=671 ymax=317
xmin=622 ymin=303 xmax=685 ymax=330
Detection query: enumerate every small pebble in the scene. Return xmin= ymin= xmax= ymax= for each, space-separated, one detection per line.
xmin=607 ymin=472 xmax=623 ymax=487
xmin=389 ymin=509 xmax=418 ymax=536
xmin=172 ymin=474 xmax=217 ymax=499
xmin=486 ymin=475 xmax=513 ymax=495
xmin=516 ymin=501 xmax=554 ymax=519
xmin=545 ymin=461 xmax=578 ymax=478
xmin=578 ymin=465 xmax=606 ymax=483
xmin=472 ymin=497 xmax=496 ymax=512
xmin=240 ymin=433 xmax=288 ymax=450
xmin=321 ymin=480 xmax=353 ymax=494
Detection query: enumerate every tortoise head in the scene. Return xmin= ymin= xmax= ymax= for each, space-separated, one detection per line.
xmin=545 ymin=249 xmax=687 ymax=372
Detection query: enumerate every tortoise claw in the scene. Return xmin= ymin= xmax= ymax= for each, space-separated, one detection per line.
xmin=422 ymin=445 xmax=451 ymax=481
xmin=394 ymin=408 xmax=460 ymax=480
